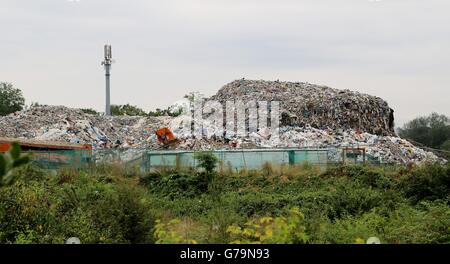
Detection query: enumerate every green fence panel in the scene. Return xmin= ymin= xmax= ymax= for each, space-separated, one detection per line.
xmin=26 ymin=147 xmax=383 ymax=171
xmin=29 ymin=150 xmax=91 ymax=170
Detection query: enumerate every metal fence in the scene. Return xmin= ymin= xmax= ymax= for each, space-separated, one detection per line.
xmin=27 ymin=147 xmax=382 ymax=171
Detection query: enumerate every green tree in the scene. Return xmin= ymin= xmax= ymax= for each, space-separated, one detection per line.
xmin=398 ymin=113 xmax=450 ymax=157
xmin=80 ymin=108 xmax=99 ymax=115
xmin=194 ymin=152 xmax=218 ymax=174
xmin=0 ymin=82 xmax=25 ymax=115
xmin=148 ymin=107 xmax=183 ymax=117
xmin=441 ymin=140 xmax=450 ymax=159
xmin=111 ymin=104 xmax=147 ymax=116
xmin=147 ymin=108 xmax=166 ymax=117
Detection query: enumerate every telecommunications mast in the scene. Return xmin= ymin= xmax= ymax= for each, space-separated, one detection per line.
xmin=101 ymin=44 xmax=114 ymax=116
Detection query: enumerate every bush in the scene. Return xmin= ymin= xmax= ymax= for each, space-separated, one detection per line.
xmin=0 ymin=166 xmax=155 ymax=243
xmin=324 ymin=164 xmax=396 ymax=189
xmin=140 ymin=153 xmax=220 ymax=199
xmin=141 ymin=169 xmax=212 ymax=198
xmin=382 ymin=201 xmax=450 ymax=243
xmin=194 ymin=152 xmax=218 ymax=174
xmin=150 ymin=196 xmax=216 ymax=217
xmin=441 ymin=140 xmax=450 ymax=159
xmin=11 ymin=163 xmax=46 ymax=182
xmin=233 ymin=193 xmax=294 ymax=217
xmin=148 ymin=107 xmax=183 ymax=117
xmin=399 ymin=163 xmax=450 ymax=204
xmin=227 ymin=207 xmax=308 ymax=244
xmin=201 ymin=207 xmax=245 ymax=243
xmin=0 ymin=82 xmax=25 ymax=116
xmin=313 ymin=201 xmax=450 ymax=244
xmin=111 ymin=104 xmax=147 ymax=116
xmin=323 ymin=179 xmax=390 ymax=219
xmin=311 ymin=209 xmax=386 ymax=244
xmin=2 ymin=161 xmax=450 ymax=244
xmin=154 ymin=219 xmax=198 ymax=244
xmin=0 ymin=142 xmax=31 ymax=187
xmin=80 ymin=108 xmax=99 ymax=115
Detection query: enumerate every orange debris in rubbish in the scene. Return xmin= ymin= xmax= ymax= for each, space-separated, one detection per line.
xmin=155 ymin=128 xmax=177 ymax=145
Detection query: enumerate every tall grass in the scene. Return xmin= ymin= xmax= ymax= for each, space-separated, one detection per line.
xmin=1 ymin=160 xmax=449 ymax=244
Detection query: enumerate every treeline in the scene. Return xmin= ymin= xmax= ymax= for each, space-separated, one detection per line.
xmin=113 ymin=104 xmax=182 ymax=117
xmin=81 ymin=104 xmax=182 ymax=117
xmin=398 ymin=113 xmax=450 ymax=158
xmin=0 ymin=82 xmax=183 ymax=118
xmin=0 ymin=82 xmax=25 ymax=116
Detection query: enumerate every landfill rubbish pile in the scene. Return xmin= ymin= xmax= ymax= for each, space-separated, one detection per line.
xmin=0 ymin=79 xmax=445 ymax=165
xmin=166 ymin=79 xmax=441 ymax=164
xmin=167 ymin=123 xmax=443 ymax=164
xmin=246 ymin=126 xmax=443 ymax=165
xmin=210 ymin=79 xmax=395 ymax=136
xmin=0 ymin=106 xmax=168 ymax=149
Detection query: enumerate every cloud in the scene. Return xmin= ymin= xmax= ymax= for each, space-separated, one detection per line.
xmin=0 ymin=0 xmax=449 ymax=126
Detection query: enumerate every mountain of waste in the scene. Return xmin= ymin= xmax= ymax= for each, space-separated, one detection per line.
xmin=0 ymin=79 xmax=444 ymax=165
xmin=0 ymin=106 xmax=168 ymax=149
xmin=210 ymin=79 xmax=395 ymax=136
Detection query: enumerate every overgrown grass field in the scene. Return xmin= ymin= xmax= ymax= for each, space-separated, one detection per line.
xmin=1 ymin=157 xmax=449 ymax=244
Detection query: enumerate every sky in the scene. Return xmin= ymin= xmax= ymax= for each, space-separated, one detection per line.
xmin=0 ymin=0 xmax=449 ymax=127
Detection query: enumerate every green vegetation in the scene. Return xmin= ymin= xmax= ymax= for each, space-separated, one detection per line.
xmin=226 ymin=207 xmax=308 ymax=244
xmin=111 ymin=104 xmax=148 ymax=116
xmin=0 ymin=82 xmax=25 ymax=116
xmin=1 ymin=154 xmax=449 ymax=244
xmin=0 ymin=143 xmax=30 ymax=187
xmin=111 ymin=104 xmax=183 ymax=117
xmin=148 ymin=107 xmax=183 ymax=117
xmin=194 ymin=152 xmax=219 ymax=173
xmin=30 ymin=102 xmax=47 ymax=108
xmin=0 ymin=164 xmax=154 ymax=243
xmin=80 ymin=108 xmax=100 ymax=115
xmin=398 ymin=113 xmax=450 ymax=158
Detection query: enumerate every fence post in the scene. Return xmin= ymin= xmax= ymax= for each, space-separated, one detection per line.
xmin=288 ymin=150 xmax=295 ymax=165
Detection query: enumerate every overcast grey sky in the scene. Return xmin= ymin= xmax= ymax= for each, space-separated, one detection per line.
xmin=1 ymin=0 xmax=449 ymax=126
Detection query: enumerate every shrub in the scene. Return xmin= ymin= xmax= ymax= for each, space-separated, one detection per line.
xmin=0 ymin=142 xmax=30 ymax=187
xmin=148 ymin=107 xmax=183 ymax=117
xmin=324 ymin=164 xmax=396 ymax=189
xmin=0 ymin=82 xmax=25 ymax=116
xmin=194 ymin=152 xmax=218 ymax=174
xmin=383 ymin=201 xmax=450 ymax=243
xmin=201 ymin=207 xmax=246 ymax=243
xmin=313 ymin=201 xmax=450 ymax=244
xmin=311 ymin=210 xmax=386 ymax=244
xmin=399 ymin=163 xmax=450 ymax=204
xmin=11 ymin=163 xmax=46 ymax=182
xmin=0 ymin=166 xmax=155 ymax=243
xmin=141 ymin=169 xmax=212 ymax=198
xmin=305 ymin=178 xmax=389 ymax=220
xmin=227 ymin=207 xmax=309 ymax=244
xmin=150 ymin=195 xmax=216 ymax=217
xmin=2 ymin=160 xmax=450 ymax=244
xmin=111 ymin=104 xmax=147 ymax=116
xmin=233 ymin=193 xmax=294 ymax=217
xmin=80 ymin=108 xmax=99 ymax=115
xmin=154 ymin=219 xmax=198 ymax=244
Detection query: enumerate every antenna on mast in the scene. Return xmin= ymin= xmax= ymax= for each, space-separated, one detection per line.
xmin=101 ymin=44 xmax=114 ymax=116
